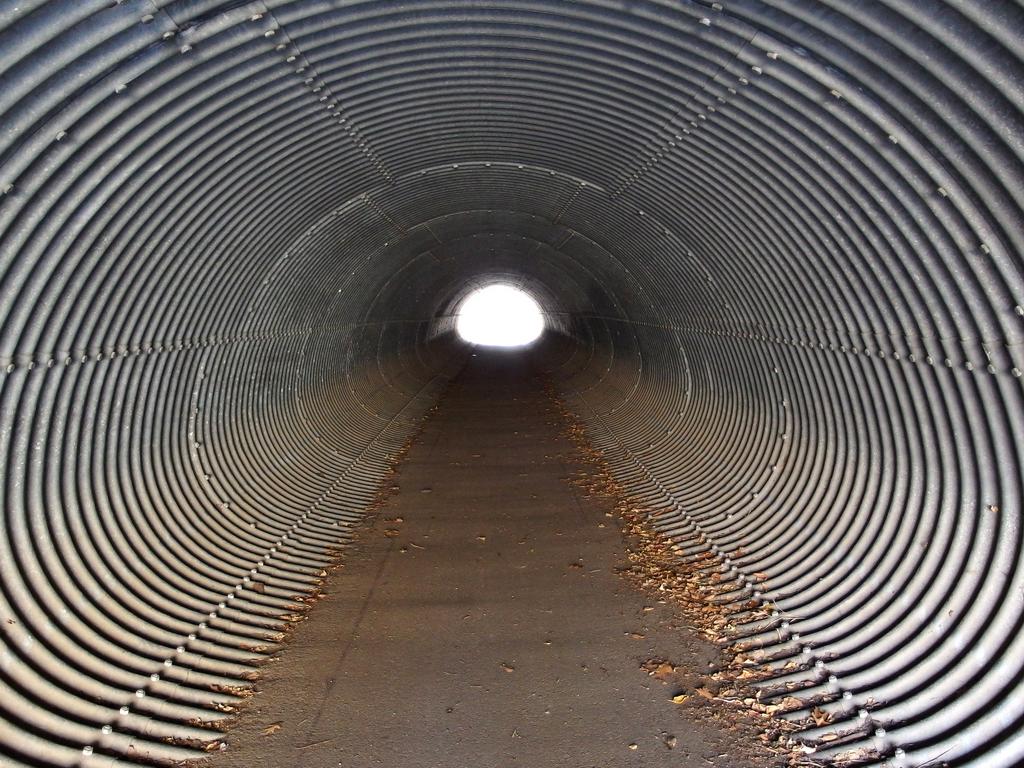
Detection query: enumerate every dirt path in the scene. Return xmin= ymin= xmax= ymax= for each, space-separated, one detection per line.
xmin=205 ymin=349 xmax=773 ymax=768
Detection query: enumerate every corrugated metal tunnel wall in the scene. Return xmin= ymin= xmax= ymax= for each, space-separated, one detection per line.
xmin=1 ymin=1 xmax=1022 ymax=766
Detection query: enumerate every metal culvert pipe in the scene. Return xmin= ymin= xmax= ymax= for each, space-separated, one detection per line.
xmin=1 ymin=2 xmax=1022 ymax=766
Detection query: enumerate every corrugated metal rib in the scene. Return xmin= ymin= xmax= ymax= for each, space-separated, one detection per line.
xmin=1 ymin=1 xmax=1023 ymax=766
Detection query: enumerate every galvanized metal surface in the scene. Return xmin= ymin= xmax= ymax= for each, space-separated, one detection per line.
xmin=1 ymin=1 xmax=1022 ymax=766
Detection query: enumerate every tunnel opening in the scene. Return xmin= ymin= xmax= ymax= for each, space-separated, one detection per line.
xmin=455 ymin=283 xmax=545 ymax=347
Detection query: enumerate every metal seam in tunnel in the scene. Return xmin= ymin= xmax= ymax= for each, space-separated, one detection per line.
xmin=2 ymin=1 xmax=1024 ymax=766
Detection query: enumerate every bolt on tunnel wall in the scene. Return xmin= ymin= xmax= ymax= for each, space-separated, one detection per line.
xmin=1 ymin=1 xmax=1023 ymax=766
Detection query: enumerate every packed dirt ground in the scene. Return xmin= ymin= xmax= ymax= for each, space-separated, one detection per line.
xmin=199 ymin=350 xmax=798 ymax=768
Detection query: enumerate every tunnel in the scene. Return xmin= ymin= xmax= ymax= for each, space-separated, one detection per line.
xmin=1 ymin=1 xmax=1023 ymax=766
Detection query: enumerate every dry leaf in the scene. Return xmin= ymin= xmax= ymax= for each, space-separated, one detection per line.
xmin=261 ymin=723 xmax=282 ymax=736
xmin=501 ymin=663 xmax=515 ymax=673
xmin=672 ymin=693 xmax=689 ymax=704
xmin=811 ymin=707 xmax=832 ymax=726
xmin=695 ymin=686 xmax=714 ymax=699
xmin=652 ymin=662 xmax=675 ymax=680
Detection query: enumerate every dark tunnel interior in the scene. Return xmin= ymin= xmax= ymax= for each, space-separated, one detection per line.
xmin=2 ymin=1 xmax=1024 ymax=766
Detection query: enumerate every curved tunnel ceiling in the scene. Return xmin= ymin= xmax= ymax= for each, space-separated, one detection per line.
xmin=1 ymin=1 xmax=1023 ymax=766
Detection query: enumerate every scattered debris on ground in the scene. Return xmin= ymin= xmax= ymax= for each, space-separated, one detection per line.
xmin=546 ymin=384 xmax=856 ymax=767
xmin=186 ymin=403 xmax=442 ymax=752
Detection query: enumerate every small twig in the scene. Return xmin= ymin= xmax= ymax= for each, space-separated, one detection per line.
xmin=298 ymin=738 xmax=335 ymax=750
xmin=917 ymin=746 xmax=955 ymax=766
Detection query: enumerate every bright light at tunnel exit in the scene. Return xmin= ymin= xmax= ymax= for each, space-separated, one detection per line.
xmin=456 ymin=284 xmax=545 ymax=347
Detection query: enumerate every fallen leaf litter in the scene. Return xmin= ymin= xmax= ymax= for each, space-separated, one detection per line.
xmin=547 ymin=384 xmax=867 ymax=767
xmin=178 ymin=403 xmax=441 ymax=755
xmin=182 ymin=383 xmax=876 ymax=766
